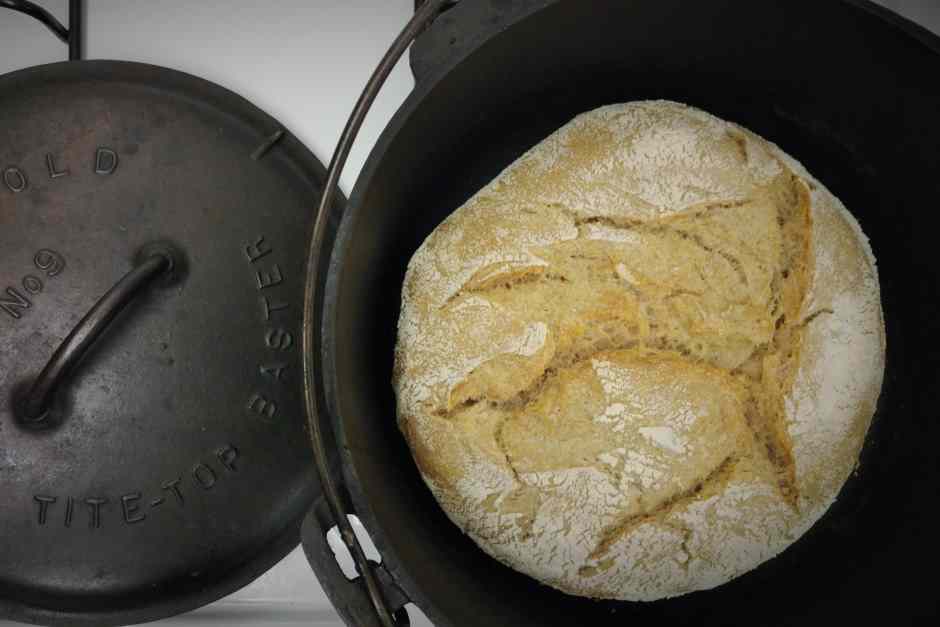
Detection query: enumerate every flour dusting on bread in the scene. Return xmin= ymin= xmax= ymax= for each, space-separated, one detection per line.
xmin=394 ymin=101 xmax=885 ymax=600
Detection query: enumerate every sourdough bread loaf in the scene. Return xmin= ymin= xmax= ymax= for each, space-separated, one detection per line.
xmin=393 ymin=101 xmax=885 ymax=600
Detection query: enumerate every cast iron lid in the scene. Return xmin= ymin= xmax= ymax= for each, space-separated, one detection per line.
xmin=0 ymin=61 xmax=333 ymax=626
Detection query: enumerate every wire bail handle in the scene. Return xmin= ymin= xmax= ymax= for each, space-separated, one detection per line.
xmin=302 ymin=2 xmax=457 ymax=626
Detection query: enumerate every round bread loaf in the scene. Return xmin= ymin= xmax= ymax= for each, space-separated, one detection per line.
xmin=393 ymin=101 xmax=885 ymax=601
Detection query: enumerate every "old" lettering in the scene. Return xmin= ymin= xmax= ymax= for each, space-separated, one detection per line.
xmin=2 ymin=147 xmax=119 ymax=195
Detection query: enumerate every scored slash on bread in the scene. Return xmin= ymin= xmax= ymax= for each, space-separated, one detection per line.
xmin=393 ymin=101 xmax=885 ymax=601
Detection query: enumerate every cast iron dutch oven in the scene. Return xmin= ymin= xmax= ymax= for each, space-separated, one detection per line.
xmin=301 ymin=1 xmax=940 ymax=626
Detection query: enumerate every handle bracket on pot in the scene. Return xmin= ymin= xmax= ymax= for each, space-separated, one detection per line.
xmin=301 ymin=2 xmax=455 ymax=626
xmin=410 ymin=0 xmax=552 ymax=83
xmin=302 ymin=498 xmax=412 ymax=627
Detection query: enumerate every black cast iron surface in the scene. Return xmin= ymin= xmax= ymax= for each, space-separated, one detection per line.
xmin=0 ymin=61 xmax=338 ymax=627
xmin=309 ymin=0 xmax=940 ymax=625
xmin=300 ymin=3 xmax=456 ymax=626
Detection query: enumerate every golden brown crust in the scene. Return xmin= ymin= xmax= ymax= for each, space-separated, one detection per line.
xmin=393 ymin=101 xmax=885 ymax=600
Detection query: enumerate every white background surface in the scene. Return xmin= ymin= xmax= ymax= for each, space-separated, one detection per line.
xmin=1 ymin=1 xmax=938 ymax=626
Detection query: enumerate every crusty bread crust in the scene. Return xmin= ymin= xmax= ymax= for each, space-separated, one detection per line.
xmin=393 ymin=101 xmax=885 ymax=600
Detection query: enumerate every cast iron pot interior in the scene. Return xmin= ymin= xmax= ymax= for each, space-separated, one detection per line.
xmin=322 ymin=1 xmax=938 ymax=624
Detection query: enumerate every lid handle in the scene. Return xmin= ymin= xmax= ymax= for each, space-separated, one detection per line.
xmin=20 ymin=244 xmax=177 ymax=423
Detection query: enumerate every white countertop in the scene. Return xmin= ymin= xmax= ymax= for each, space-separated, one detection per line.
xmin=1 ymin=1 xmax=937 ymax=626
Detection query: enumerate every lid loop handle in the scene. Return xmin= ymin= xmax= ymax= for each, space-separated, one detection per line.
xmin=21 ymin=245 xmax=175 ymax=423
